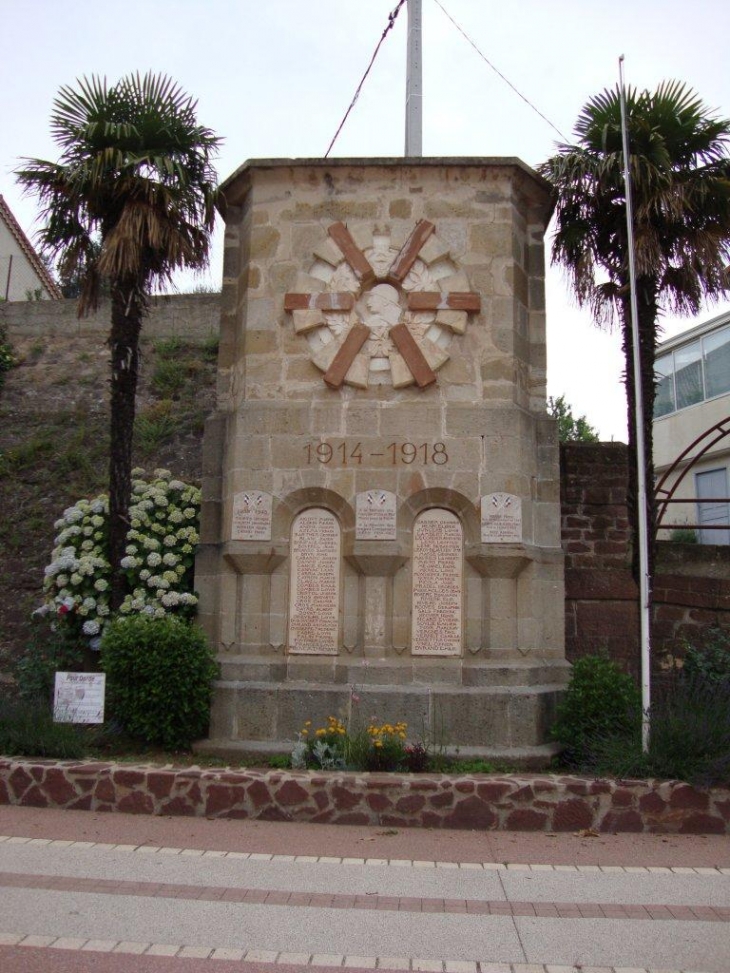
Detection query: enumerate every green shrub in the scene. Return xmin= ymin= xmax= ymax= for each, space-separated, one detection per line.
xmin=101 ymin=615 xmax=218 ymax=750
xmin=584 ymin=676 xmax=730 ymax=786
xmin=0 ymin=698 xmax=86 ymax=759
xmin=551 ymin=655 xmax=642 ymax=767
xmin=683 ymin=628 xmax=730 ymax=686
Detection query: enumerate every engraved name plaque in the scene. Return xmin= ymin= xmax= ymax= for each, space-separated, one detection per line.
xmin=356 ymin=490 xmax=397 ymax=540
xmin=481 ymin=493 xmax=522 ymax=543
xmin=231 ymin=490 xmax=273 ymax=541
xmin=411 ymin=508 xmax=463 ymax=657
xmin=288 ymin=508 xmax=340 ymax=655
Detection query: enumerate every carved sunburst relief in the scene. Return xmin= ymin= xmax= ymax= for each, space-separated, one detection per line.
xmin=284 ymin=220 xmax=480 ymax=390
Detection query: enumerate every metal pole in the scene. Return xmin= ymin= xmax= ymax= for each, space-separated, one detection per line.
xmin=4 ymin=254 xmax=12 ymax=301
xmin=618 ymin=55 xmax=652 ymax=752
xmin=405 ymin=0 xmax=423 ymax=156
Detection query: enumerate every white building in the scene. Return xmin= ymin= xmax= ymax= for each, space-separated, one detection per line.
xmin=654 ymin=310 xmax=730 ymax=544
xmin=0 ymin=194 xmax=61 ymax=301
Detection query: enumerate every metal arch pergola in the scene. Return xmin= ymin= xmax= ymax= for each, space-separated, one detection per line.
xmin=654 ymin=416 xmax=730 ymax=536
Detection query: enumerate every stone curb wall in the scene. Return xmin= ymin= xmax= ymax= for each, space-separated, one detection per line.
xmin=1 ymin=759 xmax=728 ymax=834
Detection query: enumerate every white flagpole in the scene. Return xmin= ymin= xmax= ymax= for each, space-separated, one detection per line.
xmin=405 ymin=0 xmax=423 ymax=156
xmin=618 ymin=55 xmax=652 ymax=752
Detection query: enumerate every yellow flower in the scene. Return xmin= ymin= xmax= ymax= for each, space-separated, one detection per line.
xmin=304 ymin=720 xmax=312 ymax=726
xmin=301 ymin=728 xmax=309 ymax=736
xmin=374 ymin=740 xmax=383 ymax=748
xmin=399 ymin=732 xmax=406 ymax=739
xmin=315 ymin=728 xmax=326 ymax=736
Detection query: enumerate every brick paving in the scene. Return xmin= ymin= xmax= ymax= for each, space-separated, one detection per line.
xmin=1 ymin=869 xmax=729 ymax=924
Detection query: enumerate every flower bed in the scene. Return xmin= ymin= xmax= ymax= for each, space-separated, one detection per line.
xmin=1 ymin=758 xmax=728 ymax=833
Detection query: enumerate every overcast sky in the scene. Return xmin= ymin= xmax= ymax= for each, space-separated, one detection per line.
xmin=2 ymin=0 xmax=730 ymax=440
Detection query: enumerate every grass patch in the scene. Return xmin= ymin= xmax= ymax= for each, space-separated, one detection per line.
xmin=134 ymin=401 xmax=181 ymax=455
xmin=202 ymin=334 xmax=219 ymax=361
xmin=0 ymin=429 xmax=57 ymax=474
xmin=153 ymin=335 xmax=185 ymax=357
xmin=151 ymin=358 xmax=189 ymax=398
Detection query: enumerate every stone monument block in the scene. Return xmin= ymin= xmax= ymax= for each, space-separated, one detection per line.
xmin=195 ymin=158 xmax=569 ymax=763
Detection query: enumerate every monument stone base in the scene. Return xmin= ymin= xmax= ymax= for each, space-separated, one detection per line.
xmin=197 ymin=654 xmax=570 ymax=765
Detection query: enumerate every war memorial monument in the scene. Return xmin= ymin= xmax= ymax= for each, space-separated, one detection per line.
xmin=196 ymin=157 xmax=569 ymax=762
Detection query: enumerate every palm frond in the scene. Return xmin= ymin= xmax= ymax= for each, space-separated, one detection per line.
xmin=15 ymin=72 xmax=221 ymax=313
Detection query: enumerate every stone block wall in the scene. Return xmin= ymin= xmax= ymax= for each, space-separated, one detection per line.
xmin=1 ymin=292 xmax=220 ymax=340
xmin=561 ymin=442 xmax=730 ymax=676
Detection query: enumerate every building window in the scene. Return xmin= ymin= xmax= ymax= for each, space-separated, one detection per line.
xmin=655 ymin=324 xmax=730 ymax=417
xmin=703 ymin=327 xmax=730 ymax=399
xmin=696 ymin=468 xmax=730 ymax=546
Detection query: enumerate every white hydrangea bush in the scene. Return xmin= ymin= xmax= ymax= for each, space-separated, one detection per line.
xmin=40 ymin=469 xmax=200 ymax=642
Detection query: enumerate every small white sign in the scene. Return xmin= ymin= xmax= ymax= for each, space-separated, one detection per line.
xmin=356 ymin=490 xmax=397 ymax=540
xmin=232 ymin=490 xmax=273 ymax=541
xmin=481 ymin=493 xmax=522 ymax=543
xmin=53 ymin=672 xmax=106 ymax=724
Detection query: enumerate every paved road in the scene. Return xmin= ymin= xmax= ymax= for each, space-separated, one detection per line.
xmin=0 ymin=805 xmax=728 ymax=972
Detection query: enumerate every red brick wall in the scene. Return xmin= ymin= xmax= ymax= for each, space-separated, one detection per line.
xmin=560 ymin=443 xmax=730 ymax=676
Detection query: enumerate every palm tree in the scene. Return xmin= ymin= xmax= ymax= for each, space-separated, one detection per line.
xmin=17 ymin=73 xmax=220 ymax=609
xmin=538 ymin=81 xmax=730 ymax=579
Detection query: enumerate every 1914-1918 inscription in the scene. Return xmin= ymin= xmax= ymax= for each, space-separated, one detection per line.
xmin=411 ymin=509 xmax=463 ymax=657
xmin=288 ymin=509 xmax=340 ymax=655
xmin=304 ymin=441 xmax=448 ymax=466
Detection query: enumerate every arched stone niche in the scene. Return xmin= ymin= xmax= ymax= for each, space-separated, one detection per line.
xmin=391 ymin=489 xmax=478 ymax=657
xmin=288 ymin=508 xmax=342 ymax=656
xmin=411 ymin=509 xmax=464 ymax=657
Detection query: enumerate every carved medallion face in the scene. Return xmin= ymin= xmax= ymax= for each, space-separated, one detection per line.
xmin=284 ymin=221 xmax=480 ymax=390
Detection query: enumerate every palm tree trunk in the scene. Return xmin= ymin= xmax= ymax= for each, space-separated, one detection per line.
xmin=108 ymin=281 xmax=143 ymax=612
xmin=620 ymin=277 xmax=659 ymax=585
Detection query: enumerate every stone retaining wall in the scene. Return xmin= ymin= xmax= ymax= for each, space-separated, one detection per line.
xmin=1 ymin=292 xmax=220 ymax=340
xmin=1 ymin=759 xmax=728 ymax=834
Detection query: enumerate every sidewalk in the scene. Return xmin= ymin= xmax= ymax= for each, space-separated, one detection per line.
xmin=1 ymin=805 xmax=729 ymax=972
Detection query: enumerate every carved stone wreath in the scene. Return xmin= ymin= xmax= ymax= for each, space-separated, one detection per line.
xmin=284 ymin=221 xmax=480 ymax=389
